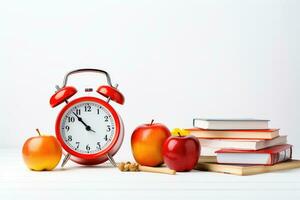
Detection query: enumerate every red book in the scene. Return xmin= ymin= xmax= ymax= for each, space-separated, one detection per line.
xmin=216 ymin=144 xmax=292 ymax=165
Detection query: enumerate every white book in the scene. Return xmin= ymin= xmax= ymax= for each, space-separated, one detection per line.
xmin=193 ymin=118 xmax=269 ymax=130
xmin=200 ymin=147 xmax=220 ymax=156
xmin=199 ymin=136 xmax=287 ymax=150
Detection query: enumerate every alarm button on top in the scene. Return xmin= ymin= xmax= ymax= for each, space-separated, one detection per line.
xmin=50 ymin=86 xmax=77 ymax=107
xmin=97 ymin=85 xmax=125 ymax=105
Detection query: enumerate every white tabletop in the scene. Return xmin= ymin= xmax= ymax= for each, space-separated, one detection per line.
xmin=1 ymin=149 xmax=300 ymax=200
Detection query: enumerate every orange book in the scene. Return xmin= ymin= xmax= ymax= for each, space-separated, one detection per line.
xmin=198 ymin=136 xmax=287 ymax=150
xmin=186 ymin=128 xmax=279 ymax=139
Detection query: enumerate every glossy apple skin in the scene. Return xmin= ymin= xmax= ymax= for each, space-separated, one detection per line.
xmin=131 ymin=123 xmax=171 ymax=167
xmin=22 ymin=136 xmax=62 ymax=171
xmin=163 ymin=135 xmax=200 ymax=172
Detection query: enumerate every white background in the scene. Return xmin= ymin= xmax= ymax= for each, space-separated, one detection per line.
xmin=0 ymin=0 xmax=299 ymax=161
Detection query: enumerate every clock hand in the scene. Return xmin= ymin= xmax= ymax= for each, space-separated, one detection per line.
xmin=72 ymin=112 xmax=89 ymax=127
xmin=72 ymin=112 xmax=96 ymax=133
xmin=86 ymin=126 xmax=96 ymax=133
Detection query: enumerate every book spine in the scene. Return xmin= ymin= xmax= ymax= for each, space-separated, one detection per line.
xmin=269 ymin=147 xmax=292 ymax=165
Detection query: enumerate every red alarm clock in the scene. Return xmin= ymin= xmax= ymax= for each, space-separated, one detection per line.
xmin=49 ymin=68 xmax=124 ymax=167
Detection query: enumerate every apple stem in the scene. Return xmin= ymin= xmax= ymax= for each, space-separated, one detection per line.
xmin=150 ymin=119 xmax=154 ymax=125
xmin=177 ymin=132 xmax=181 ymax=137
xmin=36 ymin=129 xmax=41 ymax=136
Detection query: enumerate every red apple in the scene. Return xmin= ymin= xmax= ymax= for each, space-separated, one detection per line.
xmin=22 ymin=129 xmax=62 ymax=171
xmin=131 ymin=120 xmax=171 ymax=167
xmin=163 ymin=133 xmax=200 ymax=171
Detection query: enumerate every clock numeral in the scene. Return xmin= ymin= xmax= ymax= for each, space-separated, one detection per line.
xmin=97 ymin=142 xmax=101 ymax=150
xmin=68 ymin=116 xmax=75 ymax=123
xmin=75 ymin=109 xmax=81 ymax=115
xmin=104 ymin=135 xmax=108 ymax=141
xmin=97 ymin=109 xmax=100 ymax=115
xmin=67 ymin=135 xmax=72 ymax=141
xmin=75 ymin=142 xmax=80 ymax=150
xmin=86 ymin=144 xmax=91 ymax=151
xmin=106 ymin=125 xmax=111 ymax=132
xmin=85 ymin=105 xmax=91 ymax=112
xmin=104 ymin=116 xmax=109 ymax=122
xmin=65 ymin=125 xmax=70 ymax=132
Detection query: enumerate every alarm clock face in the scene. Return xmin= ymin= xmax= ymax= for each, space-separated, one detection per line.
xmin=57 ymin=97 xmax=120 ymax=156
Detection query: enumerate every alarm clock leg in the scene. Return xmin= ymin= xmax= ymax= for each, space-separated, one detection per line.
xmin=106 ymin=154 xmax=117 ymax=167
xmin=61 ymin=153 xmax=71 ymax=167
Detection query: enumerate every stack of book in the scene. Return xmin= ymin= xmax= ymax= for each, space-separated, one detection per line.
xmin=185 ymin=118 xmax=300 ymax=175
